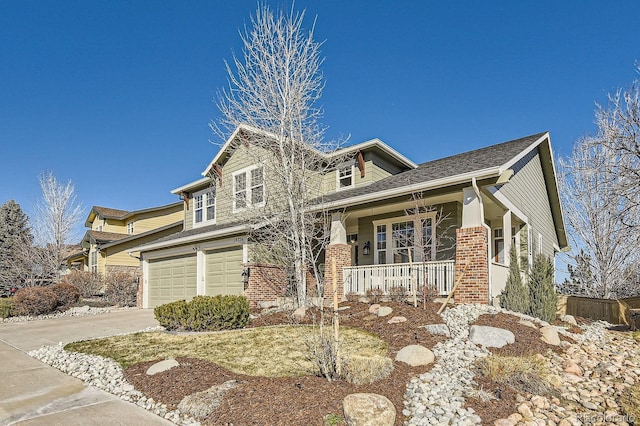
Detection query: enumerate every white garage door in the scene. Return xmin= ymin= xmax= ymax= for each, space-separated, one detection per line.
xmin=206 ymin=246 xmax=244 ymax=296
xmin=148 ymin=254 xmax=197 ymax=308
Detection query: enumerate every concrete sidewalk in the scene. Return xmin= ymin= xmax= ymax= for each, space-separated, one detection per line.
xmin=0 ymin=310 xmax=174 ymax=425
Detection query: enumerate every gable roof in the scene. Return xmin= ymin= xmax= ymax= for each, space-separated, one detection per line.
xmin=313 ymin=132 xmax=549 ymax=207
xmin=86 ymin=230 xmax=130 ymax=244
xmin=85 ymin=202 xmax=182 ymax=227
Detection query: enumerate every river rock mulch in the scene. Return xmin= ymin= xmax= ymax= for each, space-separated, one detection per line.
xmin=29 ymin=301 xmax=640 ymax=426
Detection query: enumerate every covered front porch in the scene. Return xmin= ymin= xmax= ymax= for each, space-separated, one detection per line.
xmin=324 ymin=183 xmax=527 ymax=304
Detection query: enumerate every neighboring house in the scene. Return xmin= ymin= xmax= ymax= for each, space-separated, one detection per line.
xmin=66 ymin=202 xmax=184 ymax=277
xmin=133 ymin=125 xmax=567 ymax=308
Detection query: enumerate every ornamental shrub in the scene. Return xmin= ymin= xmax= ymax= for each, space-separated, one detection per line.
xmin=62 ymin=271 xmax=103 ymax=297
xmin=49 ymin=282 xmax=81 ymax=307
xmin=500 ymin=245 xmax=529 ymax=314
xmin=0 ymin=298 xmax=14 ymax=318
xmin=13 ymin=286 xmax=58 ymax=316
xmin=104 ymin=272 xmax=138 ymax=307
xmin=154 ymin=295 xmax=250 ymax=332
xmin=154 ymin=299 xmax=189 ymax=330
xmin=527 ymin=253 xmax=558 ymax=323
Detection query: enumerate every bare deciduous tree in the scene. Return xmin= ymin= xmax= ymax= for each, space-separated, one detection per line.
xmin=593 ymin=64 xmax=640 ymax=223
xmin=214 ymin=5 xmax=346 ymax=306
xmin=559 ymin=139 xmax=639 ymax=298
xmin=32 ymin=172 xmax=84 ymax=283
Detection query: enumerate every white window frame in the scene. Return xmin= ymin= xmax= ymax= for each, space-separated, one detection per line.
xmin=372 ymin=212 xmax=436 ymax=265
xmin=193 ymin=187 xmax=216 ymax=228
xmin=232 ymin=165 xmax=265 ymax=212
xmin=90 ymin=250 xmax=98 ymax=274
xmin=336 ymin=164 xmax=355 ymax=191
xmin=127 ymin=221 xmax=134 ymax=235
xmin=493 ymin=227 xmax=516 ymax=265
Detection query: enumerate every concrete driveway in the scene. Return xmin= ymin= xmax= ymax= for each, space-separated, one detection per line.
xmin=0 ymin=310 xmax=174 ymax=425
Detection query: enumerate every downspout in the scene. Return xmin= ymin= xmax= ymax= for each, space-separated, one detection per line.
xmin=472 ymin=177 xmax=492 ymax=304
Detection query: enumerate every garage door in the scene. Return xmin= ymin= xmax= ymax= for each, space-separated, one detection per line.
xmin=148 ymin=254 xmax=197 ymax=308
xmin=206 ymin=246 xmax=243 ymax=296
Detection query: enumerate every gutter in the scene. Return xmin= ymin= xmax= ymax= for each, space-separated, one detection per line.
xmin=130 ymin=224 xmax=250 ymax=254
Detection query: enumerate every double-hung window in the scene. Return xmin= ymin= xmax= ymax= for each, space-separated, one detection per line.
xmin=90 ymin=250 xmax=97 ymax=274
xmin=373 ymin=213 xmax=436 ymax=264
xmin=336 ymin=164 xmax=354 ymax=190
xmin=127 ymin=221 xmax=134 ymax=235
xmin=233 ymin=165 xmax=264 ymax=212
xmin=193 ymin=188 xmax=216 ymax=227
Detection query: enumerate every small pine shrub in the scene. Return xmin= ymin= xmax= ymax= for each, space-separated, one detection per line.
xmin=49 ymin=283 xmax=81 ymax=307
xmin=0 ymin=298 xmax=14 ymax=318
xmin=13 ymin=286 xmax=58 ymax=316
xmin=388 ymin=286 xmax=407 ymax=302
xmin=154 ymin=300 xmax=189 ymax=330
xmin=527 ymin=254 xmax=558 ymax=323
xmin=155 ymin=295 xmax=251 ymax=332
xmin=62 ymin=271 xmax=104 ymax=297
xmin=209 ymin=295 xmax=250 ymax=330
xmin=104 ymin=272 xmax=138 ymax=307
xmin=366 ymin=288 xmax=383 ymax=304
xmin=500 ymin=245 xmax=529 ymax=314
xmin=342 ymin=354 xmax=394 ymax=385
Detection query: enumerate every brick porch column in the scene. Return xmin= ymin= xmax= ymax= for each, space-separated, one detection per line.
xmin=455 ymin=226 xmax=489 ymax=304
xmin=323 ymin=244 xmax=351 ymax=302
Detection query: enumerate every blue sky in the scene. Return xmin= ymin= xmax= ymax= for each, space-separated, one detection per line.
xmin=1 ymin=0 xmax=639 ymax=240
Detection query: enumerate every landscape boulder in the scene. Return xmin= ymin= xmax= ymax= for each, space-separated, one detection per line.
xmin=343 ymin=393 xmax=395 ymax=426
xmin=517 ymin=319 xmax=537 ymax=329
xmin=292 ymin=306 xmax=307 ymax=320
xmin=420 ymin=324 xmax=450 ymax=336
xmin=178 ymin=380 xmax=239 ymax=419
xmin=368 ymin=304 xmax=381 ymax=314
xmin=146 ymin=358 xmax=180 ymax=376
xmin=469 ymin=325 xmax=515 ymax=348
xmin=376 ymin=306 xmax=393 ymax=317
xmin=540 ymin=326 xmax=561 ymax=346
xmin=395 ymin=344 xmax=434 ymax=367
xmin=387 ymin=316 xmax=407 ymax=324
xmin=560 ymin=314 xmax=578 ymax=326
xmin=564 ymin=359 xmax=583 ymax=376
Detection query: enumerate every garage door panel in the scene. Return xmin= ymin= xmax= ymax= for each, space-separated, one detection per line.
xmin=148 ymin=254 xmax=197 ymax=308
xmin=206 ymin=246 xmax=243 ymax=296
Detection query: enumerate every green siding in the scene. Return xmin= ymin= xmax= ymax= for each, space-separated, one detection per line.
xmin=495 ymin=149 xmax=558 ymax=259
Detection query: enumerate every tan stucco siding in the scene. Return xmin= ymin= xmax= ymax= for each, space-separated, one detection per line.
xmin=495 ymin=149 xmax=558 ymax=259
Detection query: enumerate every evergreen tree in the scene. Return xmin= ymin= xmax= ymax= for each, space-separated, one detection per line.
xmin=500 ymin=244 xmax=529 ymax=313
xmin=527 ymin=253 xmax=558 ymax=322
xmin=0 ymin=200 xmax=32 ymax=295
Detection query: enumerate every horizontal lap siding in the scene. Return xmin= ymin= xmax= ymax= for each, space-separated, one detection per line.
xmin=496 ymin=149 xmax=558 ymax=258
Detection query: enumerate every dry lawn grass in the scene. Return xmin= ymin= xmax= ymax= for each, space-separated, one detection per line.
xmin=475 ymin=354 xmax=554 ymax=396
xmin=65 ymin=325 xmax=387 ymax=377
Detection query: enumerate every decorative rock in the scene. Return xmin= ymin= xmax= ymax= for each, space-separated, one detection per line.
xmin=494 ymin=419 xmax=517 ymax=426
xmin=561 ymin=314 xmax=578 ymax=326
xmin=387 ymin=316 xmax=407 ymax=324
xmin=292 ymin=306 xmax=307 ymax=320
xmin=395 ymin=345 xmax=435 ymax=367
xmin=178 ymin=380 xmax=238 ymax=419
xmin=518 ymin=319 xmax=537 ymax=329
xmin=343 ymin=393 xmax=395 ymax=426
xmin=540 ymin=326 xmax=561 ymax=346
xmin=368 ymin=304 xmax=380 ymax=314
xmin=563 ymin=360 xmax=583 ymax=376
xmin=377 ymin=306 xmax=393 ymax=317
xmin=469 ymin=325 xmax=515 ymax=348
xmin=517 ymin=403 xmax=533 ymax=419
xmin=420 ymin=324 xmax=450 ymax=336
xmin=146 ymin=358 xmax=180 ymax=376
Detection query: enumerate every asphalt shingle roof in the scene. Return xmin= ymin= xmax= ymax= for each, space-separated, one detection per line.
xmin=87 ymin=230 xmax=129 ymax=243
xmin=93 ymin=206 xmax=130 ymax=219
xmin=319 ymin=132 xmax=547 ymax=204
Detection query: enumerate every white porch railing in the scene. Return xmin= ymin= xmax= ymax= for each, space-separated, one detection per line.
xmin=343 ymin=260 xmax=455 ymax=296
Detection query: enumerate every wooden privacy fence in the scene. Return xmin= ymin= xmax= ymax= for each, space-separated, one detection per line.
xmin=557 ymin=295 xmax=640 ymax=326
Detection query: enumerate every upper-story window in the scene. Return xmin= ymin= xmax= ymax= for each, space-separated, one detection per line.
xmin=193 ymin=187 xmax=216 ymax=227
xmin=127 ymin=221 xmax=134 ymax=234
xmin=336 ymin=165 xmax=354 ymax=190
xmin=233 ymin=165 xmax=264 ymax=212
